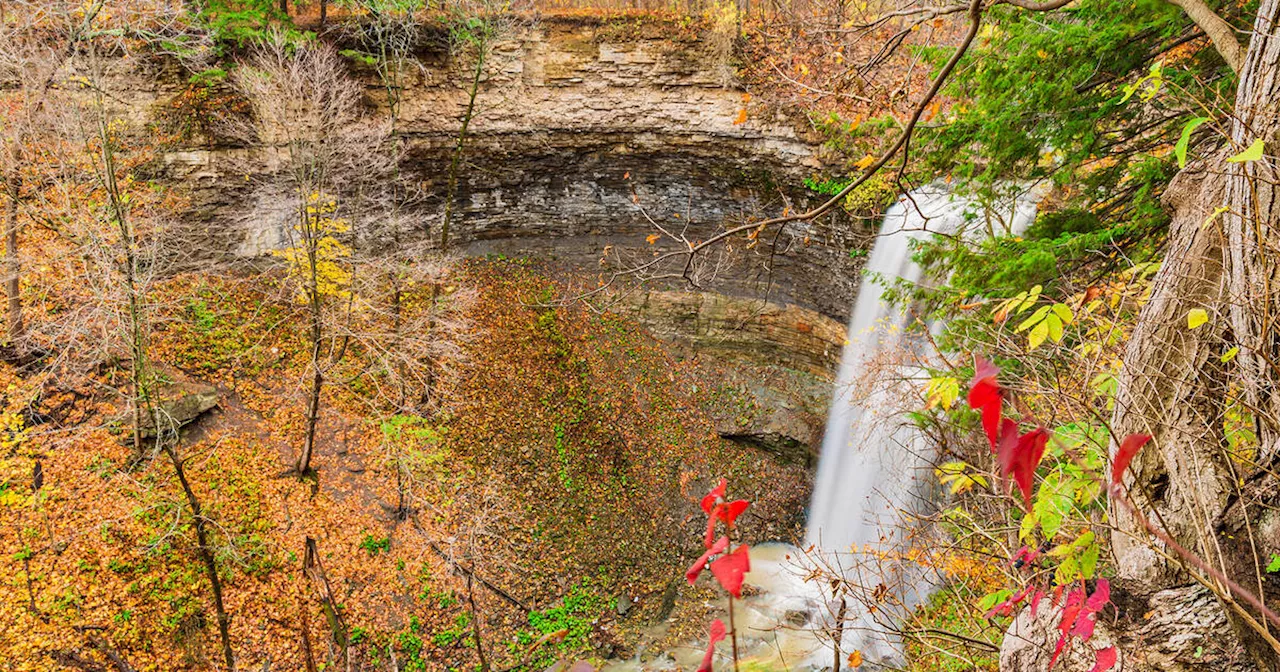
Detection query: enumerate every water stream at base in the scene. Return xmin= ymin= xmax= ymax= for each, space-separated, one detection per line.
xmin=607 ymin=186 xmax=1042 ymax=671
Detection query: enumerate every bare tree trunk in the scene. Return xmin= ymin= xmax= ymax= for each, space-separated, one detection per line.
xmin=300 ymin=601 xmax=318 ymax=672
xmin=441 ymin=45 xmax=485 ymax=252
xmin=94 ymin=86 xmax=152 ymax=460
xmin=319 ymin=0 xmax=327 ymax=28
xmin=298 ymin=207 xmax=324 ymax=475
xmin=1109 ymin=166 xmax=1230 ymax=587
xmin=465 ymin=573 xmax=490 ymax=672
xmin=1222 ymin=0 xmax=1280 ymax=476
xmin=299 ymin=320 xmax=322 ymax=474
xmin=1111 ymin=1 xmax=1280 ymax=665
xmin=280 ymin=0 xmax=288 ymax=16
xmin=303 ymin=537 xmax=349 ymax=664
xmin=3 ymin=175 xmax=21 ymax=345
xmin=164 ymin=443 xmax=236 ymax=671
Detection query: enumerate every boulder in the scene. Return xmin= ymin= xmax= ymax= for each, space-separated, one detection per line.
xmin=1001 ymin=586 xmax=1252 ymax=672
xmin=138 ymin=381 xmax=219 ymax=437
xmin=1001 ymin=597 xmax=1119 ymax=672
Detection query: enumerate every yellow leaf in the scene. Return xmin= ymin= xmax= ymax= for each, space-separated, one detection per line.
xmin=1226 ymin=138 xmax=1265 ymax=163
xmin=1028 ymin=320 xmax=1049 ymax=350
xmin=848 ymin=650 xmax=863 ymax=668
xmin=854 ymin=154 xmax=876 ymax=170
xmin=924 ymin=377 xmax=960 ymax=410
xmin=1221 ymin=346 xmax=1239 ymax=363
xmin=1187 ymin=308 xmax=1209 ymax=329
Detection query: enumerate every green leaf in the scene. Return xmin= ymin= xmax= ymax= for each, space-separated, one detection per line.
xmin=1080 ymin=543 xmax=1100 ymax=579
xmin=1028 ymin=319 xmax=1050 ymax=350
xmin=1176 ymin=117 xmax=1209 ymax=168
xmin=1046 ymin=313 xmax=1064 ymax=343
xmin=1267 ymin=554 xmax=1280 ymax=574
xmin=1017 ymin=305 xmax=1051 ymax=333
xmin=1227 ymin=138 xmax=1265 ymax=163
xmin=978 ymin=589 xmax=1013 ymax=611
xmin=1187 ymin=308 xmax=1209 ymax=329
xmin=1222 ymin=346 xmax=1240 ymax=363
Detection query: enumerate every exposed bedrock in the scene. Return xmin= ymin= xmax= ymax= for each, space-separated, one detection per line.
xmin=158 ymin=18 xmax=871 ymax=455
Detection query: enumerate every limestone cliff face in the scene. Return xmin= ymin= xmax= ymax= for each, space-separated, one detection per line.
xmin=166 ymin=17 xmax=864 ymax=322
xmin=157 ymin=18 xmax=873 ymax=451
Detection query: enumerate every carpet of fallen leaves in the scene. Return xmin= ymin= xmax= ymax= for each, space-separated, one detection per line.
xmin=0 ymin=258 xmax=810 ymax=670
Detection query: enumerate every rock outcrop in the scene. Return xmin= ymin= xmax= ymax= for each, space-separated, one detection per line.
xmin=138 ymin=381 xmax=219 ymax=438
xmin=1000 ymin=586 xmax=1252 ymax=672
xmin=130 ymin=17 xmax=873 ymax=457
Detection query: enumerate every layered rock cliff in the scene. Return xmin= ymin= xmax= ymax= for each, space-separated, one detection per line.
xmin=156 ymin=16 xmax=872 ymax=453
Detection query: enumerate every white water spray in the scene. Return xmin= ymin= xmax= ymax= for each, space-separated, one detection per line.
xmin=800 ymin=185 xmax=1042 ymax=666
xmin=607 ymin=185 xmax=1042 ymax=671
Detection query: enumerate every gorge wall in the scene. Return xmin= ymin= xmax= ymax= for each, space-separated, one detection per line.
xmin=154 ymin=16 xmax=872 ymax=452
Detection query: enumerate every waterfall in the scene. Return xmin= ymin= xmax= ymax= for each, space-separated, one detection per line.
xmin=604 ymin=185 xmax=1043 ymax=672
xmin=802 ymin=185 xmax=1043 ymax=665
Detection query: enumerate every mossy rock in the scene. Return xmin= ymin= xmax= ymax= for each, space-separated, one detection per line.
xmin=842 ymin=173 xmax=898 ymax=219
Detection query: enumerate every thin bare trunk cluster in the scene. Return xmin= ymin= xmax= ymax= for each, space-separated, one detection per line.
xmin=5 ymin=4 xmax=239 ymax=668
xmin=233 ymin=36 xmax=369 ymax=475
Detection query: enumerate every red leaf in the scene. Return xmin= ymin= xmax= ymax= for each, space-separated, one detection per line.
xmin=1085 ymin=579 xmax=1110 ymax=612
xmin=971 ymin=355 xmax=1000 ymax=386
xmin=1073 ymin=579 xmax=1112 ymax=640
xmin=1111 ymin=434 xmax=1151 ymax=486
xmin=718 ymin=500 xmax=750 ymax=526
xmin=1011 ymin=545 xmax=1041 ymax=568
xmin=1030 ymin=590 xmax=1046 ymax=619
xmin=710 ymin=544 xmax=751 ymax=597
xmin=995 ymin=418 xmax=1020 ymax=479
xmin=697 ymin=619 xmax=727 ymax=672
xmin=1049 ymin=589 xmax=1085 ymax=669
xmin=968 ymin=356 xmax=1003 ymax=450
xmin=709 ymin=619 xmax=726 ymax=643
xmin=1051 ymin=581 xmax=1112 ymax=668
xmin=686 ymin=536 xmax=729 ymax=585
xmin=1010 ymin=428 xmax=1050 ymax=506
xmin=983 ymin=583 xmax=1032 ymax=620
xmin=1089 ymin=646 xmax=1117 ymax=672
xmin=705 ymin=500 xmax=750 ymax=546
xmin=1071 ymin=610 xmax=1098 ymax=640
xmin=701 ymin=478 xmax=728 ymax=514
xmin=704 ymin=514 xmax=718 ymax=549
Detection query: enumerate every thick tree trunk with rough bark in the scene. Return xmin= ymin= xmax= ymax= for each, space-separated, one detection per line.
xmin=1110 ymin=1 xmax=1280 ymax=665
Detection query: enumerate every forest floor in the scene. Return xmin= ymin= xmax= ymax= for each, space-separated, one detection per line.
xmin=0 ymin=258 xmax=811 ymax=671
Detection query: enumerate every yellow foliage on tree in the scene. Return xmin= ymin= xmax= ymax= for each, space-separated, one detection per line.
xmin=274 ymin=192 xmax=352 ymax=303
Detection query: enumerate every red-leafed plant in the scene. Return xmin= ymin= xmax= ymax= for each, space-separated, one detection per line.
xmin=686 ymin=478 xmax=751 ymax=671
xmin=959 ymin=352 xmax=1280 ymax=670
xmin=965 ymin=356 xmax=1120 ymax=669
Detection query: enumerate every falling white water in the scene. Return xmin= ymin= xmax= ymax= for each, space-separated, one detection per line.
xmin=799 ymin=185 xmax=1043 ymax=666
xmin=605 ymin=185 xmax=1042 ymax=671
